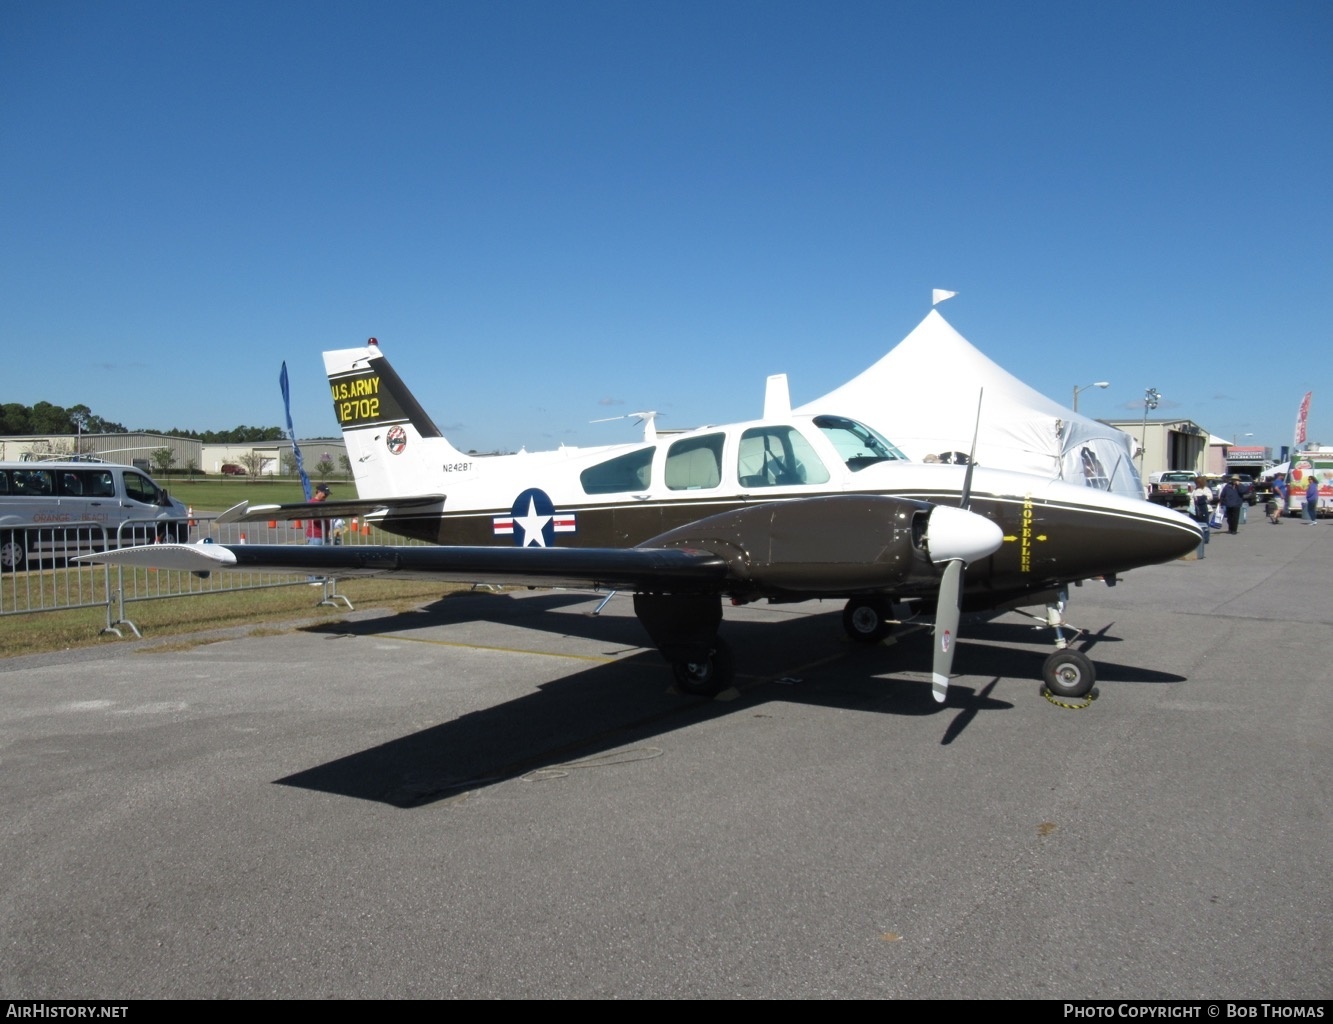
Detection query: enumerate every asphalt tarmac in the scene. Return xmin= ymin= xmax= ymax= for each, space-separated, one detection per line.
xmin=1 ymin=514 xmax=1328 ymax=999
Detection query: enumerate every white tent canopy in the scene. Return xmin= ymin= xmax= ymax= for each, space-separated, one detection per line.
xmin=796 ymin=310 xmax=1144 ymax=500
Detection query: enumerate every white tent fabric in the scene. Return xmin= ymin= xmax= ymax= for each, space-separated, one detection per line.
xmin=796 ymin=310 xmax=1145 ymax=500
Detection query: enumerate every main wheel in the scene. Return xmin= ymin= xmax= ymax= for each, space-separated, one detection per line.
xmin=842 ymin=597 xmax=895 ymax=644
xmin=1 ymin=533 xmax=25 ymax=570
xmin=672 ymin=639 xmax=734 ymax=697
xmin=1042 ymin=649 xmax=1096 ymax=698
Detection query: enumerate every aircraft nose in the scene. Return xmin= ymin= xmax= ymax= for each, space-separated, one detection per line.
xmin=927 ymin=504 xmax=1004 ymax=564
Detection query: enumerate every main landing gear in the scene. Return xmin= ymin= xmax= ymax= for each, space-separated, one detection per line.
xmin=841 ymin=597 xmax=897 ymax=644
xmin=670 ymin=638 xmax=734 ymax=697
xmin=634 ymin=592 xmax=735 ymax=698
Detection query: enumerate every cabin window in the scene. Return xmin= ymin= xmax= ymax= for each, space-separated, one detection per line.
xmin=665 ymin=433 xmax=725 ymax=490
xmin=11 ymin=469 xmax=53 ymax=496
xmin=813 ymin=415 xmax=907 ymax=472
xmin=86 ymin=471 xmax=116 ymax=498
xmin=580 ymin=447 xmax=654 ymax=495
xmin=737 ymin=426 xmax=830 ymax=487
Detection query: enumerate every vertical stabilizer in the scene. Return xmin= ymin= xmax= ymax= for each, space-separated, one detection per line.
xmin=324 ymin=341 xmax=466 ymax=499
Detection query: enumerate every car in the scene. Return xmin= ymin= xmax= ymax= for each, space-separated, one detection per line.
xmin=220 ymin=464 xmax=247 ymax=475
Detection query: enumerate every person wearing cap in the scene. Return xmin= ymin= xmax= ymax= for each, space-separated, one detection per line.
xmin=306 ymin=484 xmax=331 ymax=544
xmin=1217 ymin=475 xmax=1245 ymax=535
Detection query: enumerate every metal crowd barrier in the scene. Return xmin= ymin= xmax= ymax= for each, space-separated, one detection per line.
xmin=1 ymin=512 xmax=435 ymax=637
xmin=104 ymin=515 xmax=355 ymax=637
xmin=0 ymin=522 xmax=116 ymax=620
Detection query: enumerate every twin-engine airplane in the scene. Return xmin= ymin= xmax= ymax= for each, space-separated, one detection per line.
xmin=82 ymin=339 xmax=1201 ymax=702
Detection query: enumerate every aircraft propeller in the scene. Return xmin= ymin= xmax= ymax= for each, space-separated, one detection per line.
xmin=931 ymin=390 xmax=985 ymax=703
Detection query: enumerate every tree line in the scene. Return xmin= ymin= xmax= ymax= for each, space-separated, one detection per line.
xmin=0 ymin=401 xmax=282 ymax=442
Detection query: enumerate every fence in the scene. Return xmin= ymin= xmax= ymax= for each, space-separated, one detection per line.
xmin=0 ymin=523 xmax=116 ymax=620
xmin=0 ymin=512 xmax=429 ymax=638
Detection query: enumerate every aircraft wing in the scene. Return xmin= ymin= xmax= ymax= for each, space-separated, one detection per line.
xmin=76 ymin=542 xmax=730 ymax=592
xmin=214 ymin=496 xmax=447 ymax=525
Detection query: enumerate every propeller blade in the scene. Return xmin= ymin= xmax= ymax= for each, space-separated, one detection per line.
xmin=959 ymin=388 xmax=983 ymax=509
xmin=932 ymin=558 xmax=963 ymax=703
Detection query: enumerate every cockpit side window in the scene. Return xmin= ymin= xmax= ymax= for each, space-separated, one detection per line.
xmin=737 ymin=426 xmax=830 ymax=487
xmin=813 ymin=415 xmax=907 ymax=472
xmin=665 ymin=433 xmax=725 ymax=490
xmin=580 ymin=447 xmax=654 ymax=495
xmin=123 ymin=472 xmax=161 ymax=505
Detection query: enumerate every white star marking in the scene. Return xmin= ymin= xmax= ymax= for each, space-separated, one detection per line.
xmin=513 ymin=497 xmax=552 ymax=547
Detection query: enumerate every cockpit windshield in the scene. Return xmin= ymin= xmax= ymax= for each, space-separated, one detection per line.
xmin=813 ymin=415 xmax=908 ymax=472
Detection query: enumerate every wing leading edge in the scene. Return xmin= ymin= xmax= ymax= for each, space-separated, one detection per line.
xmin=77 ymin=542 xmax=730 ymax=592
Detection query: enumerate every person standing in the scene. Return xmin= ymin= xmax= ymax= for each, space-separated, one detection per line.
xmin=306 ymin=483 xmax=331 ymax=544
xmin=1191 ymin=476 xmax=1214 ymax=557
xmin=1305 ymin=476 xmax=1320 ymax=524
xmin=306 ymin=483 xmax=331 ymax=584
xmin=1273 ymin=474 xmax=1289 ymax=521
xmin=1218 ymin=475 xmax=1244 ymax=535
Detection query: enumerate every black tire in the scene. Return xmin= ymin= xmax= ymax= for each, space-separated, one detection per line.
xmin=1 ymin=533 xmax=25 ymax=571
xmin=671 ymin=639 xmax=734 ymax=697
xmin=842 ymin=597 xmax=896 ymax=644
xmin=1043 ymin=649 xmax=1096 ymax=699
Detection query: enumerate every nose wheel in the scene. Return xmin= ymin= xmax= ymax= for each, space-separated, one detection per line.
xmin=1042 ymin=649 xmax=1096 ymax=699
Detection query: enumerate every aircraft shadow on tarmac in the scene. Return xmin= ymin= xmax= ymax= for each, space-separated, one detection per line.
xmin=282 ymin=596 xmax=1184 ymax=808
xmin=305 ymin=589 xmax=651 ymax=651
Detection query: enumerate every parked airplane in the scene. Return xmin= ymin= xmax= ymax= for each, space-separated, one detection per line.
xmin=80 ymin=338 xmax=1201 ymax=702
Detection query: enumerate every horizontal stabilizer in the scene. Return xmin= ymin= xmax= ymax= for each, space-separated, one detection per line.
xmin=215 ymin=496 xmax=447 ymax=525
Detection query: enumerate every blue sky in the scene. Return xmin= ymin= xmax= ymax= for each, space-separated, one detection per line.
xmin=2 ymin=1 xmax=1329 ymax=455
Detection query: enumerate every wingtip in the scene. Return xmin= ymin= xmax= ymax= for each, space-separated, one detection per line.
xmin=73 ymin=542 xmax=239 ymax=572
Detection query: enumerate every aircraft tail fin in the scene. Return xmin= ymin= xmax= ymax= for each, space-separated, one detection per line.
xmin=324 ymin=340 xmax=467 ymax=499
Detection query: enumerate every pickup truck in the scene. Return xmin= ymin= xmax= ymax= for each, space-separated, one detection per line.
xmin=1148 ymin=470 xmax=1196 ymax=508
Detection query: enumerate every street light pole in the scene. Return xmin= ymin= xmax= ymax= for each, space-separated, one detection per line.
xmin=1138 ymin=388 xmax=1161 ymax=473
xmin=1073 ymin=381 xmax=1110 ymax=413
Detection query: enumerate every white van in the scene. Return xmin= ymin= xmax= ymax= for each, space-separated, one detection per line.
xmin=0 ymin=461 xmax=190 ymax=569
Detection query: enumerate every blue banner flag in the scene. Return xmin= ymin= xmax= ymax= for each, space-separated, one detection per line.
xmin=279 ymin=361 xmax=312 ymax=500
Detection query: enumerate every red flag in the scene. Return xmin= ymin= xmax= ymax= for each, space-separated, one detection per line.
xmin=1295 ymin=391 xmax=1312 ymax=446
